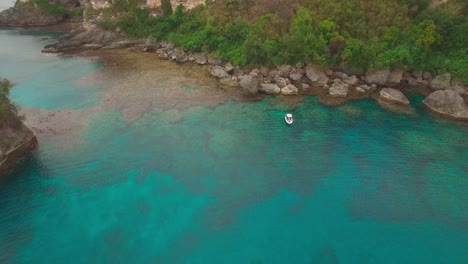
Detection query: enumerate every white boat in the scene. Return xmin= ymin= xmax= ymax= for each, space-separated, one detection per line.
xmin=285 ymin=113 xmax=293 ymax=125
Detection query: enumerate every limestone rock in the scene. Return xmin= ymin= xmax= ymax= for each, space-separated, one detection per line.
xmin=430 ymin=73 xmax=451 ymax=90
xmin=274 ymin=77 xmax=290 ymax=88
xmin=143 ymin=37 xmax=158 ymax=52
xmin=343 ymin=75 xmax=358 ymax=85
xmin=329 ymin=79 xmax=349 ymax=97
xmin=379 ymin=88 xmax=410 ymax=105
xmin=260 ymin=83 xmax=281 ymax=95
xmin=331 ymin=72 xmax=348 ymax=79
xmin=239 ymin=75 xmax=259 ymax=95
xmin=365 ymin=69 xmax=390 ymax=85
xmin=281 ymin=84 xmax=299 ymax=95
xmin=423 ymin=90 xmax=468 ymax=120
xmin=219 ymin=76 xmax=239 ymax=87
xmin=289 ymin=68 xmax=305 ymax=81
xmin=277 ymin=65 xmax=292 ymax=78
xmin=210 ymin=66 xmax=228 ymax=79
xmin=193 ymin=53 xmax=208 ymax=65
xmin=305 ymin=65 xmax=329 ymax=85
xmin=208 ymin=58 xmax=222 ymax=66
xmin=387 ymin=70 xmax=403 ymax=86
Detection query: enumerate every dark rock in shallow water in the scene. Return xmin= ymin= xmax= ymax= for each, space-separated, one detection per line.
xmin=423 ymin=90 xmax=468 ymax=120
xmin=379 ymin=88 xmax=410 ymax=105
xmin=239 ymin=75 xmax=259 ymax=95
xmin=0 ymin=123 xmax=37 ymax=174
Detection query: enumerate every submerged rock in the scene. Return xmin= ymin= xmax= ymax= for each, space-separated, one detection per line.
xmin=239 ymin=75 xmax=259 ymax=95
xmin=379 ymin=88 xmax=410 ymax=105
xmin=423 ymin=90 xmax=468 ymax=120
xmin=0 ymin=123 xmax=37 ymax=174
xmin=260 ymin=83 xmax=281 ymax=95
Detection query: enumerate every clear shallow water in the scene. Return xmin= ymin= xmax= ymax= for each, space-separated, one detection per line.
xmin=1 ymin=30 xmax=468 ymax=263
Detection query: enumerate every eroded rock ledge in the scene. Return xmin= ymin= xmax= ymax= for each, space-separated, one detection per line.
xmin=0 ymin=123 xmax=37 ymax=175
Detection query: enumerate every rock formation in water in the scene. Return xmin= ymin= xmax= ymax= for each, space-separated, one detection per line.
xmin=423 ymin=90 xmax=468 ymax=120
xmin=0 ymin=79 xmax=37 ymax=174
xmin=0 ymin=123 xmax=37 ymax=174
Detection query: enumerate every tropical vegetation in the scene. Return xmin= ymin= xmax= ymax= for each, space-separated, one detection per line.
xmin=98 ymin=0 xmax=466 ymax=83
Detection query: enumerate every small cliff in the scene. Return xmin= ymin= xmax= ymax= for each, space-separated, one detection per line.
xmin=0 ymin=123 xmax=37 ymax=174
xmin=0 ymin=79 xmax=37 ymax=175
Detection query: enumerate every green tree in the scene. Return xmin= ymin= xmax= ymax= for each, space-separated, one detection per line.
xmin=161 ymin=0 xmax=173 ymax=16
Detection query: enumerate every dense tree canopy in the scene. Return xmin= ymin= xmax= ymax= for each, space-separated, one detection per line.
xmin=103 ymin=0 xmax=467 ymax=83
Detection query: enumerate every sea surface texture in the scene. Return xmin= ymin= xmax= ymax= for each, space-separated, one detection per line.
xmin=1 ymin=30 xmax=467 ymax=263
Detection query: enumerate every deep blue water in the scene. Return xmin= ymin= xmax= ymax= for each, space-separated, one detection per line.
xmin=1 ymin=29 xmax=467 ymax=263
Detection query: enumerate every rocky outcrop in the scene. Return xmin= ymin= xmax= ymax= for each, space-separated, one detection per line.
xmin=0 ymin=6 xmax=64 ymax=27
xmin=379 ymin=88 xmax=410 ymax=105
xmin=239 ymin=75 xmax=259 ymax=96
xmin=329 ymin=79 xmax=349 ymax=97
xmin=0 ymin=123 xmax=37 ymax=174
xmin=365 ymin=69 xmax=390 ymax=85
xmin=430 ymin=73 xmax=451 ymax=90
xmin=211 ymin=66 xmax=229 ymax=79
xmin=305 ymin=65 xmax=328 ymax=86
xmin=423 ymin=90 xmax=468 ymax=120
xmin=259 ymin=83 xmax=281 ymax=95
xmin=281 ymin=84 xmax=298 ymax=95
xmin=42 ymin=28 xmax=127 ymax=52
xmin=387 ymin=70 xmax=403 ymax=86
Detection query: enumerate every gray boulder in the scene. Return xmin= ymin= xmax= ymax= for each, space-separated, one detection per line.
xmin=289 ymin=68 xmax=305 ymax=81
xmin=423 ymin=90 xmax=468 ymax=120
xmin=219 ymin=76 xmax=239 ymax=87
xmin=387 ymin=70 xmax=403 ymax=86
xmin=422 ymin=72 xmax=432 ymax=81
xmin=448 ymin=85 xmax=465 ymax=95
xmin=194 ymin=53 xmax=208 ymax=65
xmin=143 ymin=37 xmax=158 ymax=52
xmin=331 ymin=71 xmax=348 ymax=79
xmin=365 ymin=69 xmax=390 ymax=85
xmin=260 ymin=83 xmax=281 ymax=95
xmin=239 ymin=75 xmax=260 ymax=95
xmin=208 ymin=58 xmax=223 ymax=66
xmin=379 ymin=88 xmax=410 ymax=105
xmin=430 ymin=73 xmax=451 ymax=90
xmin=343 ymin=75 xmax=358 ymax=85
xmin=277 ymin=65 xmax=292 ymax=78
xmin=305 ymin=65 xmax=329 ymax=85
xmin=171 ymin=49 xmax=188 ymax=63
xmin=281 ymin=84 xmax=299 ymax=95
xmin=274 ymin=77 xmax=290 ymax=88
xmin=211 ymin=66 xmax=229 ymax=79
xmin=225 ymin=63 xmax=235 ymax=74
xmin=329 ymin=79 xmax=349 ymax=97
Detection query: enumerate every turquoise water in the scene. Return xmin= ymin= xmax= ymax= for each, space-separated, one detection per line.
xmin=1 ymin=30 xmax=468 ymax=263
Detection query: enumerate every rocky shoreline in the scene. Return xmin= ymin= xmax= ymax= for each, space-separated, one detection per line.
xmin=0 ymin=123 xmax=37 ymax=175
xmin=1 ymin=3 xmax=467 ymax=121
xmin=40 ymin=26 xmax=468 ymax=121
